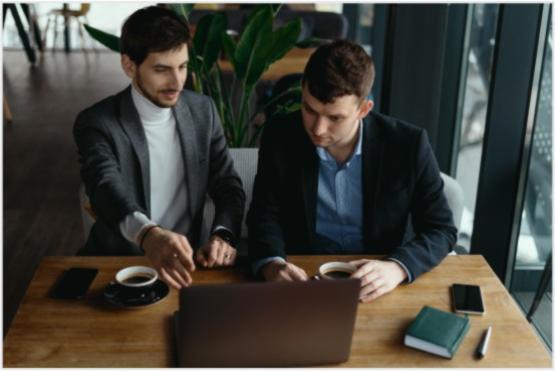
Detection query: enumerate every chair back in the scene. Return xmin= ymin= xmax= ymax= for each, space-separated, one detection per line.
xmin=79 ymin=3 xmax=91 ymax=15
xmin=201 ymin=148 xmax=258 ymax=253
xmin=440 ymin=172 xmax=464 ymax=230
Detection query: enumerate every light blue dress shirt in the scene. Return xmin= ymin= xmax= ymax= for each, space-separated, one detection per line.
xmin=313 ymin=123 xmax=364 ymax=253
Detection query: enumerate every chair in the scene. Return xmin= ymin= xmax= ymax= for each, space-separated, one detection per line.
xmin=187 ymin=9 xmax=348 ymax=41
xmin=42 ymin=3 xmax=93 ymax=51
xmin=278 ymin=10 xmax=348 ymax=39
xmin=201 ymin=148 xmax=258 ymax=255
xmin=3 ymin=4 xmax=38 ymax=63
xmin=440 ymin=173 xmax=464 ymax=231
xmin=440 ymin=173 xmax=466 ymax=255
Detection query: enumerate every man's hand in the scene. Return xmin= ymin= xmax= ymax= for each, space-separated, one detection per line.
xmin=142 ymin=227 xmax=195 ymax=290
xmin=262 ymin=260 xmax=308 ymax=282
xmin=349 ymin=259 xmax=407 ymax=303
xmin=195 ymin=235 xmax=237 ymax=268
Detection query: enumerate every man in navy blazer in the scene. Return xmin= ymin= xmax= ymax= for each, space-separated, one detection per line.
xmin=247 ymin=40 xmax=457 ymax=302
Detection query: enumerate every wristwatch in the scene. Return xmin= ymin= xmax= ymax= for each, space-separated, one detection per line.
xmin=211 ymin=228 xmax=236 ymax=247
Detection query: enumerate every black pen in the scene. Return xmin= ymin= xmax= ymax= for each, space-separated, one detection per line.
xmin=476 ymin=326 xmax=492 ymax=359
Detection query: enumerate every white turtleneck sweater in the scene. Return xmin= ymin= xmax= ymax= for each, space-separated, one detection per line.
xmin=119 ymin=85 xmax=189 ymax=245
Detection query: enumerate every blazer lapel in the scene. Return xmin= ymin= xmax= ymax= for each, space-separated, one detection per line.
xmin=173 ymin=95 xmax=199 ymax=217
xmin=362 ymin=114 xmax=385 ymax=246
xmin=118 ymin=86 xmax=151 ymax=214
xmin=299 ymin=124 xmax=319 ymax=245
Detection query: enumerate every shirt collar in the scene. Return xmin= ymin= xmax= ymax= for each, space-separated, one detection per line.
xmin=316 ymin=120 xmax=363 ymax=166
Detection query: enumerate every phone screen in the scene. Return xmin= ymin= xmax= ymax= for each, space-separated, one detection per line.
xmin=451 ymin=283 xmax=485 ymax=315
xmin=50 ymin=267 xmax=98 ymax=299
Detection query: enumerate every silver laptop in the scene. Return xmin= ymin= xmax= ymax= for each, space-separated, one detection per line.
xmin=173 ymin=278 xmax=360 ymax=367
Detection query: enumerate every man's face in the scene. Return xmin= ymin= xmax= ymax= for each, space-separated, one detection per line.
xmin=301 ymin=84 xmax=373 ymax=152
xmin=122 ymin=43 xmax=188 ymax=108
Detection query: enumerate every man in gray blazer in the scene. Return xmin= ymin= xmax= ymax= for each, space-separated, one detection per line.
xmin=73 ymin=6 xmax=245 ymax=289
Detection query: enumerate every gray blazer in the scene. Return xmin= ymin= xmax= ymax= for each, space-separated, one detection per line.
xmin=74 ymin=86 xmax=245 ymax=255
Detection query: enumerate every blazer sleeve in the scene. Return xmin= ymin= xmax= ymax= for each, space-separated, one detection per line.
xmin=73 ymin=110 xmax=145 ymax=232
xmin=205 ymin=99 xmax=246 ymax=240
xmin=386 ymin=130 xmax=458 ymax=281
xmin=246 ymin=121 xmax=288 ymax=263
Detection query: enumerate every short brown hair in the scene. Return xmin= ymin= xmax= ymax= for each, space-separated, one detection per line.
xmin=121 ymin=6 xmax=191 ymax=66
xmin=302 ymin=39 xmax=375 ymax=104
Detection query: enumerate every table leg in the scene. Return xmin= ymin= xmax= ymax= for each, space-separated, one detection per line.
xmin=4 ymin=4 xmax=36 ymax=63
xmin=63 ymin=3 xmax=70 ymax=53
xmin=20 ymin=4 xmax=43 ymax=52
xmin=3 ymin=4 xmax=8 ymax=24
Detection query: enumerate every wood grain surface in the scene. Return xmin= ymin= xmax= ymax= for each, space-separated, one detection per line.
xmin=4 ymin=255 xmax=551 ymax=367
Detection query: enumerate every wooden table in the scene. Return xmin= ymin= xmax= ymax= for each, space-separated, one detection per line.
xmin=218 ymin=47 xmax=314 ymax=81
xmin=4 ymin=255 xmax=551 ymax=367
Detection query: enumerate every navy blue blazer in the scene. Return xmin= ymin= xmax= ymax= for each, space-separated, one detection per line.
xmin=247 ymin=110 xmax=457 ymax=280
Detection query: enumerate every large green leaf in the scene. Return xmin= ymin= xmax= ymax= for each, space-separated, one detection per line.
xmin=234 ymin=6 xmax=274 ymax=86
xmin=193 ymin=13 xmax=226 ymax=73
xmin=169 ymin=3 xmax=194 ymax=20
xmin=84 ymin=24 xmax=120 ymax=52
xmin=221 ymin=32 xmax=237 ymax=67
xmin=267 ymin=18 xmax=301 ymax=66
xmin=243 ymin=4 xmax=271 ymax=25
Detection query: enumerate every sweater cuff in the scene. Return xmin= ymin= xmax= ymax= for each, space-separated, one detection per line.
xmin=120 ymin=211 xmax=156 ymax=246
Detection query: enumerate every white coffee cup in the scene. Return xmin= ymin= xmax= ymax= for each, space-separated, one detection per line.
xmin=115 ymin=266 xmax=158 ymax=288
xmin=318 ymin=261 xmax=356 ymax=280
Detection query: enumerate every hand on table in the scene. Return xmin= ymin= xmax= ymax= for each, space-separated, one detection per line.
xmin=349 ymin=259 xmax=407 ymax=303
xmin=195 ymin=235 xmax=237 ymax=268
xmin=142 ymin=226 xmax=195 ymax=290
xmin=262 ymin=260 xmax=309 ymax=282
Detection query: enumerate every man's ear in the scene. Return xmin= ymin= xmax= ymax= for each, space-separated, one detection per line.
xmin=358 ymin=99 xmax=374 ymax=119
xmin=121 ymin=54 xmax=136 ymax=79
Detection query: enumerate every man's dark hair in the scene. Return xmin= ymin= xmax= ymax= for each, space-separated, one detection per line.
xmin=302 ymin=39 xmax=375 ymax=104
xmin=121 ymin=6 xmax=191 ymax=66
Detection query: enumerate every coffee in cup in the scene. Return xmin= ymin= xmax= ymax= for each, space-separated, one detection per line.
xmin=318 ymin=262 xmax=356 ymax=280
xmin=116 ymin=266 xmax=158 ymax=288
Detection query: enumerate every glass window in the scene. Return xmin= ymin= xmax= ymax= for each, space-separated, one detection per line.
xmin=510 ymin=22 xmax=552 ymax=350
xmin=354 ymin=4 xmax=375 ymax=49
xmin=455 ymin=4 xmax=500 ymax=251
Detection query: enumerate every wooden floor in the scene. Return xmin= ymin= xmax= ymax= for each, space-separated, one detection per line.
xmin=3 ymin=50 xmax=130 ymax=336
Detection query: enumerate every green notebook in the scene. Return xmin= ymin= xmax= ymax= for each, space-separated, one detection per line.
xmin=404 ymin=305 xmax=470 ymax=359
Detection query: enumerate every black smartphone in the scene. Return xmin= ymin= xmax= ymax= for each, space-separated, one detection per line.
xmin=50 ymin=267 xmax=98 ymax=299
xmin=451 ymin=283 xmax=485 ymax=315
